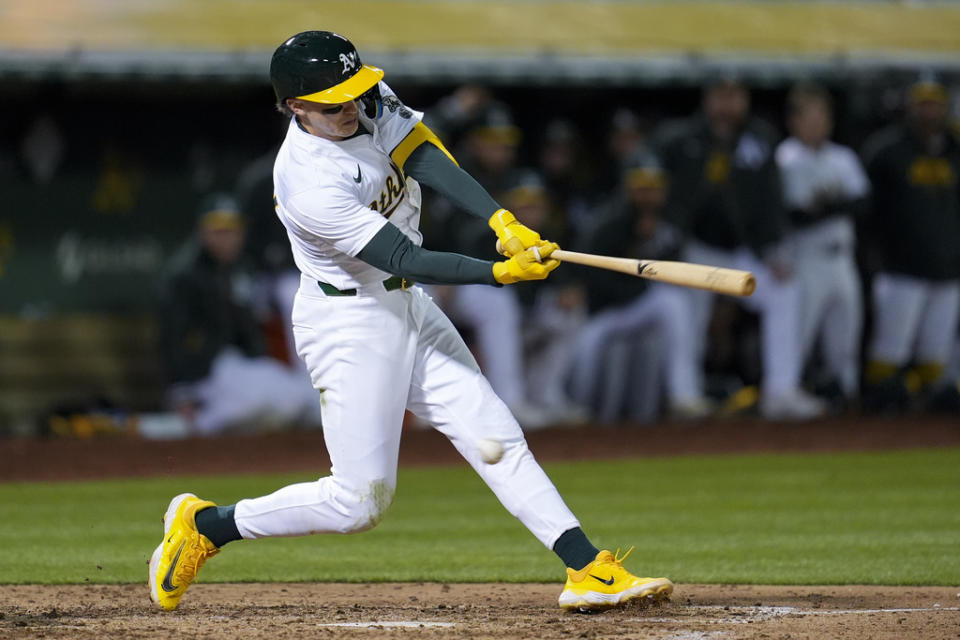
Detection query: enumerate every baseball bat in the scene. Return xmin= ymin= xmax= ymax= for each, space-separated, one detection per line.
xmin=551 ymin=249 xmax=756 ymax=297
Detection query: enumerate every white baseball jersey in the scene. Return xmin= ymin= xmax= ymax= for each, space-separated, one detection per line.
xmin=776 ymin=137 xmax=869 ymax=251
xmin=273 ymin=82 xmax=424 ymax=290
xmin=776 ymin=137 xmax=870 ymax=396
xmin=776 ymin=137 xmax=869 ymax=209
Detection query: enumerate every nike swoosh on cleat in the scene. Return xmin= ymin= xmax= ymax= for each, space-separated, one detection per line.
xmin=354 ymin=165 xmax=362 ymax=183
xmin=589 ymin=574 xmax=615 ymax=586
xmin=161 ymin=541 xmax=185 ymax=593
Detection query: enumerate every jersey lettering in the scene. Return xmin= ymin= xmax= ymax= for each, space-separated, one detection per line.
xmin=706 ymin=151 xmax=731 ymax=184
xmin=368 ymin=163 xmax=406 ymax=218
xmin=907 ymin=156 xmax=956 ymax=187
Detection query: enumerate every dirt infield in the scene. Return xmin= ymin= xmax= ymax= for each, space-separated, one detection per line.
xmin=2 ymin=417 xmax=958 ymax=638
xmin=2 ymin=583 xmax=958 ymax=639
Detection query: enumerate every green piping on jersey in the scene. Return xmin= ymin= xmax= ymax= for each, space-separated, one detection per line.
xmin=391 ymin=122 xmax=458 ymax=170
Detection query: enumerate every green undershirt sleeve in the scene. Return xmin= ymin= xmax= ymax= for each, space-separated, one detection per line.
xmin=403 ymin=143 xmax=501 ymax=220
xmin=357 ymin=221 xmax=499 ymax=286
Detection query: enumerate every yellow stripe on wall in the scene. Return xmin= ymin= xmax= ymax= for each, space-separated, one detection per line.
xmin=2 ymin=1 xmax=959 ymax=55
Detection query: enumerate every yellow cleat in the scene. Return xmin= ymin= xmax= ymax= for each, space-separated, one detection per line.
xmin=148 ymin=493 xmax=219 ymax=611
xmin=558 ymin=548 xmax=673 ymax=612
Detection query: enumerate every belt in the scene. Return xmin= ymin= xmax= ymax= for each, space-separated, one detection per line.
xmin=316 ymin=276 xmax=413 ymax=297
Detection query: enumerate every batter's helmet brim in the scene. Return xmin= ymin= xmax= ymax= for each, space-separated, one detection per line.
xmin=296 ymin=65 xmax=384 ymax=104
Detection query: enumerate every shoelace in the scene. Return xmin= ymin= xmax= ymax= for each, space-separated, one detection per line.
xmin=175 ymin=537 xmax=216 ymax=586
xmin=602 ymin=546 xmax=634 ymax=568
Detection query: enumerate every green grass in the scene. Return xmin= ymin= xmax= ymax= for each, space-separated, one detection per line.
xmin=1 ymin=448 xmax=958 ymax=585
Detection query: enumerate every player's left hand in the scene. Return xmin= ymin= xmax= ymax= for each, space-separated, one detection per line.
xmin=495 ymin=238 xmax=558 ymax=268
xmin=492 ymin=243 xmax=561 ymax=284
xmin=489 ymin=208 xmax=548 ymax=257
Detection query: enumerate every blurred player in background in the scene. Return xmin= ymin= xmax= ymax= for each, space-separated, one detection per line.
xmin=422 ymin=84 xmax=492 ymax=152
xmin=776 ymin=83 xmax=870 ymax=410
xmin=654 ymin=77 xmax=824 ymax=421
xmin=157 ymin=194 xmax=322 ymax=435
xmin=568 ymin=151 xmax=710 ymax=421
xmin=861 ymin=79 xmax=960 ymax=411
xmin=234 ymin=133 xmax=305 ymax=371
xmin=501 ymin=169 xmax=590 ymax=423
xmin=149 ymin=30 xmax=672 ymax=614
xmin=537 ymin=119 xmax=598 ymax=236
xmin=603 ymin=108 xmax=650 ymax=187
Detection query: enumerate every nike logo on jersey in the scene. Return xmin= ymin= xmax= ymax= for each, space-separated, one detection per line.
xmin=161 ymin=541 xmax=186 ymax=592
xmin=354 ymin=165 xmax=362 ymax=183
xmin=590 ymin=574 xmax=616 ymax=586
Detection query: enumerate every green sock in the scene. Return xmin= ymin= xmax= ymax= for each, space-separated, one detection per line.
xmin=553 ymin=527 xmax=600 ymax=571
xmin=194 ymin=505 xmax=241 ymax=548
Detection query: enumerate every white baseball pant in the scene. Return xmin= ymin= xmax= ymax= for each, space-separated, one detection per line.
xmin=787 ymin=217 xmax=863 ymax=395
xmin=868 ymin=272 xmax=960 ymax=367
xmin=191 ymin=348 xmax=321 ymax=435
xmin=568 ymin=283 xmax=700 ymax=409
xmin=436 ymin=284 xmax=527 ymax=409
xmin=522 ymin=287 xmax=587 ymax=409
xmin=233 ymin=276 xmax=580 ymax=548
xmin=682 ymin=241 xmax=803 ymax=397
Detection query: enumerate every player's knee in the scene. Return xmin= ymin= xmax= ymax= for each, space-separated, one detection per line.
xmin=494 ymin=437 xmax=531 ymax=466
xmin=338 ymin=478 xmax=395 ymax=534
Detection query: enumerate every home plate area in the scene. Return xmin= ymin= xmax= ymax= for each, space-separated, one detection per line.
xmin=1 ymin=583 xmax=957 ymax=639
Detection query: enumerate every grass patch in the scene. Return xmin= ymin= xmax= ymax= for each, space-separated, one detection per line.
xmin=1 ymin=448 xmax=958 ymax=585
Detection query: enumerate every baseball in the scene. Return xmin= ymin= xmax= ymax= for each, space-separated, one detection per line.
xmin=477 ymin=437 xmax=504 ymax=464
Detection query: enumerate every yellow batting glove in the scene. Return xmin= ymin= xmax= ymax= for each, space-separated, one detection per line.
xmin=511 ymin=240 xmax=559 ymax=269
xmin=495 ymin=238 xmax=557 ymax=266
xmin=492 ymin=244 xmax=561 ymax=285
xmin=489 ymin=208 xmax=542 ymax=257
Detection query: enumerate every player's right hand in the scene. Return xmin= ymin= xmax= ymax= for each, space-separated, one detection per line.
xmin=492 ymin=243 xmax=561 ymax=284
xmin=489 ymin=208 xmax=550 ymax=257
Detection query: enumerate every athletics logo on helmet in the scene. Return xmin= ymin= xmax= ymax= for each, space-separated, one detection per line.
xmin=339 ymin=51 xmax=358 ymax=75
xmin=270 ymin=31 xmax=384 ymax=105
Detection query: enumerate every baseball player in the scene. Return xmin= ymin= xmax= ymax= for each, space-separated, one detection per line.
xmin=500 ymin=168 xmax=590 ymax=422
xmin=149 ymin=31 xmax=673 ymax=613
xmin=567 ymin=152 xmax=710 ymax=420
xmin=861 ymin=79 xmax=960 ymax=410
xmin=776 ymin=83 xmax=870 ymax=404
xmin=158 ymin=194 xmax=322 ymax=435
xmin=653 ymin=77 xmax=825 ymax=421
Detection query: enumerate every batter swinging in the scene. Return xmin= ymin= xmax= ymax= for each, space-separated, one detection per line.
xmin=148 ymin=31 xmax=673 ymax=613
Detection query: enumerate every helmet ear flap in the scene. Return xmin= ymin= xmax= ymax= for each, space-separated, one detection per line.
xmin=360 ymin=84 xmax=382 ymax=119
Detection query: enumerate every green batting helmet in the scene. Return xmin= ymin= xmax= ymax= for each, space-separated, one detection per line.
xmin=270 ymin=31 xmax=384 ymax=105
